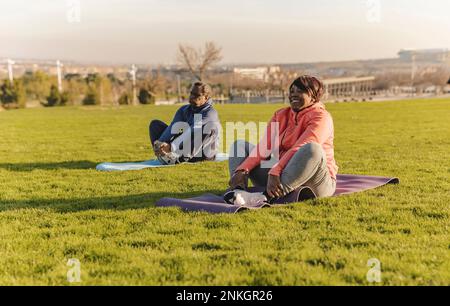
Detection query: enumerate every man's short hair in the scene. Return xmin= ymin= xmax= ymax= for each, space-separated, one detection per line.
xmin=192 ymin=82 xmax=212 ymax=98
xmin=290 ymin=76 xmax=324 ymax=103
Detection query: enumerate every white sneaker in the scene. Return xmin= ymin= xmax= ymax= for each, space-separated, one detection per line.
xmin=158 ymin=152 xmax=180 ymax=165
xmin=224 ymin=190 xmax=268 ymax=207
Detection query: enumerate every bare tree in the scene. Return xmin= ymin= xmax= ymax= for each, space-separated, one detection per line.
xmin=139 ymin=70 xmax=168 ymax=95
xmin=414 ymin=67 xmax=450 ymax=86
xmin=177 ymin=42 xmax=223 ymax=81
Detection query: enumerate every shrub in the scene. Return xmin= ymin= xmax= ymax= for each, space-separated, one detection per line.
xmin=138 ymin=88 xmax=155 ymax=104
xmin=82 ymin=74 xmax=113 ymax=106
xmin=118 ymin=92 xmax=133 ymax=105
xmin=82 ymin=85 xmax=100 ymax=105
xmin=42 ymin=85 xmax=69 ymax=107
xmin=0 ymin=79 xmax=26 ymax=109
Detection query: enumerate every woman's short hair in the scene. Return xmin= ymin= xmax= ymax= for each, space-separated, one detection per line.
xmin=290 ymin=76 xmax=324 ymax=102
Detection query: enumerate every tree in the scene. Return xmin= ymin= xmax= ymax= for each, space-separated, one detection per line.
xmin=138 ymin=88 xmax=155 ymax=104
xmin=136 ymin=71 xmax=168 ymax=104
xmin=106 ymin=73 xmax=124 ymax=86
xmin=43 ymin=84 xmax=69 ymax=107
xmin=177 ymin=41 xmax=223 ymax=81
xmin=118 ymin=92 xmax=132 ymax=105
xmin=0 ymin=79 xmax=26 ymax=109
xmin=82 ymin=74 xmax=113 ymax=105
xmin=82 ymin=85 xmax=100 ymax=105
xmin=414 ymin=67 xmax=450 ymax=87
xmin=22 ymin=71 xmax=54 ymax=101
xmin=64 ymin=75 xmax=87 ymax=105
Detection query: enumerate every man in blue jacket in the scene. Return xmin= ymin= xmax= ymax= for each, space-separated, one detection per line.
xmin=149 ymin=82 xmax=221 ymax=165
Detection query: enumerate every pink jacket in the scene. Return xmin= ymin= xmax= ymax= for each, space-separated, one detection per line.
xmin=236 ymin=102 xmax=338 ymax=180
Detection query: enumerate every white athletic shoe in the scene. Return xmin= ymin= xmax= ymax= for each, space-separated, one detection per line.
xmin=158 ymin=152 xmax=180 ymax=165
xmin=224 ymin=190 xmax=268 ymax=207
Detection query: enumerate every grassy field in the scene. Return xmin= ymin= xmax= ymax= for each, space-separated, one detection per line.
xmin=0 ymin=98 xmax=449 ymax=285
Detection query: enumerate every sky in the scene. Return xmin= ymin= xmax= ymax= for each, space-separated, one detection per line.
xmin=1 ymin=0 xmax=449 ymax=65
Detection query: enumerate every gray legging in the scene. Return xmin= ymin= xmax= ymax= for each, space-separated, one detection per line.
xmin=228 ymin=140 xmax=336 ymax=198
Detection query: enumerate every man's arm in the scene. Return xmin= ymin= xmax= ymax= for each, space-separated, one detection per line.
xmin=170 ymin=111 xmax=220 ymax=161
xmin=157 ymin=107 xmax=185 ymax=143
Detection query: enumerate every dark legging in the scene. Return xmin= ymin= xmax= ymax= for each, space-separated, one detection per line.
xmin=149 ymin=120 xmax=169 ymax=146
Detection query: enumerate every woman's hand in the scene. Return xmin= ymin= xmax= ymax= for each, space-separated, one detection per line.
xmin=267 ymin=175 xmax=283 ymax=199
xmin=229 ymin=170 xmax=248 ymax=190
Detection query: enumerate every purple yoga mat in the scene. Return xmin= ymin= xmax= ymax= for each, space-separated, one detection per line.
xmin=155 ymin=174 xmax=399 ymax=214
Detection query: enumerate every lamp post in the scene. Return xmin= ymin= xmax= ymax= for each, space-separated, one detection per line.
xmin=177 ymin=74 xmax=182 ymax=103
xmin=56 ymin=60 xmax=64 ymax=93
xmin=7 ymin=59 xmax=15 ymax=83
xmin=411 ymin=52 xmax=417 ymax=97
xmin=129 ymin=64 xmax=138 ymax=105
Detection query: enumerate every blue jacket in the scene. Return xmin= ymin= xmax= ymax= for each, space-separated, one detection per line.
xmin=158 ymin=99 xmax=220 ymax=162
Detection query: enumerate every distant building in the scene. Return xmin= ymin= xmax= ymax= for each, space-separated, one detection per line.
xmin=391 ymin=86 xmax=417 ymax=95
xmin=398 ymin=48 xmax=450 ymax=63
xmin=424 ymin=86 xmax=439 ymax=94
xmin=233 ymin=66 xmax=281 ymax=82
xmin=323 ymin=76 xmax=375 ymax=100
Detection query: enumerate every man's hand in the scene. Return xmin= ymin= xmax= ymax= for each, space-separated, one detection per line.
xmin=229 ymin=170 xmax=248 ymax=190
xmin=153 ymin=141 xmax=171 ymax=158
xmin=267 ymin=175 xmax=283 ymax=199
xmin=159 ymin=142 xmax=171 ymax=154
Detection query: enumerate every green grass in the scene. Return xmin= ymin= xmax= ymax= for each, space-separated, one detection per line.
xmin=0 ymin=98 xmax=449 ymax=285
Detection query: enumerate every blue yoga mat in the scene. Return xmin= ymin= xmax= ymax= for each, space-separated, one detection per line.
xmin=96 ymin=153 xmax=229 ymax=172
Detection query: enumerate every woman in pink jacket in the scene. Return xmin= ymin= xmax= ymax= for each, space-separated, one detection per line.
xmin=225 ymin=76 xmax=338 ymax=206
